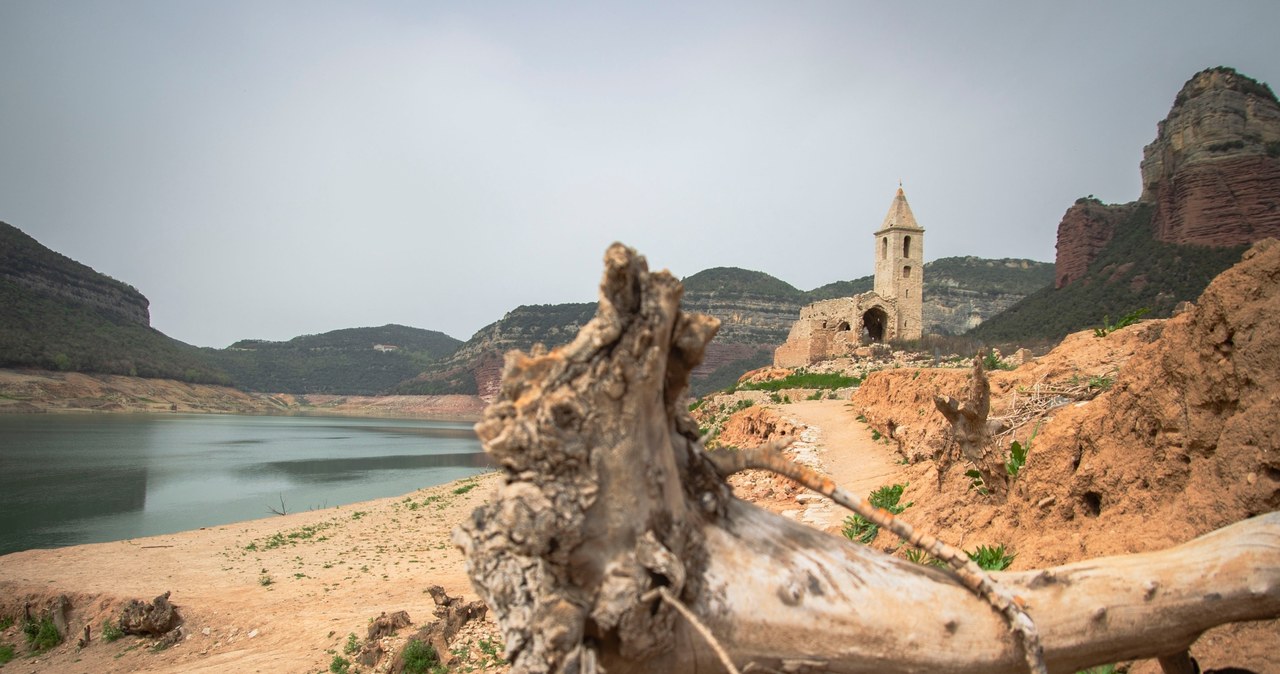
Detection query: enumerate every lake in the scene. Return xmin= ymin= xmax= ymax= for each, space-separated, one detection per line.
xmin=0 ymin=414 xmax=489 ymax=555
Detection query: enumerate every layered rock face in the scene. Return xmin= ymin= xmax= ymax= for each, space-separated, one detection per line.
xmin=1054 ymin=67 xmax=1280 ymax=288
xmin=1141 ymin=67 xmax=1280 ymax=247
xmin=1053 ymin=200 xmax=1137 ymax=289
xmin=0 ymin=222 xmax=150 ymax=325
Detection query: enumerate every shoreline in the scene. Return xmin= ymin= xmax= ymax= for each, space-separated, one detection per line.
xmin=0 ymin=470 xmax=505 ymax=673
xmin=0 ymin=368 xmax=487 ymax=421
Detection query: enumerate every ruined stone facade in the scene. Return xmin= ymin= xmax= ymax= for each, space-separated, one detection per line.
xmin=775 ymin=187 xmax=925 ymax=367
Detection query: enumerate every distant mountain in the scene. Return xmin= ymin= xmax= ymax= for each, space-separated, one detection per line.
xmin=400 ymin=257 xmax=1054 ymax=398
xmin=206 ymin=325 xmax=462 ymax=395
xmin=395 ymin=303 xmax=596 ymax=397
xmin=0 ymin=222 xmax=229 ymax=383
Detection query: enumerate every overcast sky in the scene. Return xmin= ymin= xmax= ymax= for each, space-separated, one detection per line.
xmin=2 ymin=2 xmax=1278 ymax=348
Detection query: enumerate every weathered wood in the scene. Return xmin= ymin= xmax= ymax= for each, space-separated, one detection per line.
xmin=454 ymin=244 xmax=1280 ymax=674
xmin=933 ymin=356 xmax=1009 ymax=496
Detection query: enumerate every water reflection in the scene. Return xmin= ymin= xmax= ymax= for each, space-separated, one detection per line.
xmin=253 ymin=452 xmax=493 ymax=483
xmin=0 ymin=414 xmax=485 ymax=555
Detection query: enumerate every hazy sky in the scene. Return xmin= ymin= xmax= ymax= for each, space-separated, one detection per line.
xmin=2 ymin=2 xmax=1278 ymax=348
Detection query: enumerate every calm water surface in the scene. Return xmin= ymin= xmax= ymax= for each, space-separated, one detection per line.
xmin=0 ymin=414 xmax=488 ymax=555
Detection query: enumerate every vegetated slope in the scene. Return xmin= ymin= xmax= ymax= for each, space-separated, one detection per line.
xmin=971 ymin=202 xmax=1244 ymax=342
xmin=0 ymin=222 xmax=229 ymax=383
xmin=207 ymin=324 xmax=462 ymax=395
xmin=395 ymin=303 xmax=597 ymax=397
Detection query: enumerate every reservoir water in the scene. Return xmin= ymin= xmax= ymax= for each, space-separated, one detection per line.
xmin=0 ymin=414 xmax=489 ymax=555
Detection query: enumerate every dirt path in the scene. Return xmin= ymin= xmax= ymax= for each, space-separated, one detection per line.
xmin=775 ymin=399 xmax=903 ymax=532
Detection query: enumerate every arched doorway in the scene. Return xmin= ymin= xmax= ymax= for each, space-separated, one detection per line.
xmin=861 ymin=307 xmax=888 ymax=342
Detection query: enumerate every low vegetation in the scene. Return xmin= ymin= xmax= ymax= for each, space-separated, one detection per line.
xmin=22 ymin=615 xmax=61 ymax=653
xmin=967 ymin=544 xmax=1017 ymax=571
xmin=733 ymin=370 xmax=861 ymax=393
xmin=402 ymin=637 xmax=446 ymax=674
xmin=971 ymin=202 xmax=1245 ymax=342
xmin=842 ymin=483 xmax=912 ymax=544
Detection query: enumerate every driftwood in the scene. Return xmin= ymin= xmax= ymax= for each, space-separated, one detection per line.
xmin=934 ymin=357 xmax=1009 ymax=496
xmin=454 ymin=244 xmax=1280 ymax=674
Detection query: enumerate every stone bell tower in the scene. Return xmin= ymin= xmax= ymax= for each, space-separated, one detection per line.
xmin=872 ymin=184 xmax=924 ymax=340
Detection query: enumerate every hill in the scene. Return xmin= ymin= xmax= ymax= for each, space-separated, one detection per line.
xmin=0 ymin=222 xmax=230 ymax=384
xmin=400 ymin=257 xmax=1054 ymax=399
xmin=969 ymin=202 xmax=1245 ymax=342
xmin=207 ymin=325 xmax=462 ymax=395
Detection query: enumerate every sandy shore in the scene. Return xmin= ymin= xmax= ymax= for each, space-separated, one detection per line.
xmin=0 ymin=400 xmax=900 ymax=673
xmin=0 ymin=472 xmax=504 ymax=673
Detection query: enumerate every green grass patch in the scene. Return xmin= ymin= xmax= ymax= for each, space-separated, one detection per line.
xmin=842 ymin=483 xmax=912 ymax=544
xmin=452 ymin=483 xmax=477 ymax=495
xmin=737 ymin=372 xmax=861 ymax=392
xmin=0 ymin=642 xmax=14 ymax=664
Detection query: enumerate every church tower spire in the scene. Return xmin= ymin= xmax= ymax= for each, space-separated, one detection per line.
xmin=873 ymin=184 xmax=924 ymax=340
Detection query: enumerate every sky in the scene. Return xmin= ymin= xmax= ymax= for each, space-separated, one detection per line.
xmin=2 ymin=2 xmax=1278 ymax=348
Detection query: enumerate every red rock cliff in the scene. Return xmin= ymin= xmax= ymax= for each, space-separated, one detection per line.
xmin=1141 ymin=67 xmax=1280 ymax=247
xmin=1055 ymin=67 xmax=1280 ymax=287
xmin=1053 ymin=200 xmax=1136 ymax=288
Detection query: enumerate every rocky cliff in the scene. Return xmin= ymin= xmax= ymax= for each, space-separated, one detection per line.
xmin=1053 ymin=199 xmax=1139 ymax=288
xmin=1 ymin=222 xmax=150 ymax=325
xmin=1141 ymin=67 xmax=1280 ymax=247
xmin=1056 ymin=67 xmax=1280 ymax=287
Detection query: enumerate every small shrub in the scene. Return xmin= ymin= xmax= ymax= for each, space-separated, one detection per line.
xmin=1005 ymin=440 xmax=1028 ymax=478
xmin=0 ymin=616 xmax=13 ymax=630
xmin=401 ymin=637 xmax=445 ymax=674
xmin=1076 ymin=665 xmax=1117 ymax=674
xmin=1088 ymin=375 xmax=1114 ymax=391
xmin=330 ymin=654 xmax=352 ymax=674
xmin=903 ymin=548 xmax=945 ymax=568
xmin=1094 ymin=307 xmax=1150 ymax=338
xmin=870 ymin=429 xmax=882 ymax=441
xmin=102 ymin=618 xmax=125 ymax=643
xmin=0 ymin=643 xmax=14 ymax=664
xmin=23 ymin=615 xmax=61 ymax=653
xmin=452 ymin=483 xmax=477 ymax=495
xmin=687 ymin=399 xmax=704 ymax=412
xmin=965 ymin=468 xmax=989 ymax=495
xmin=967 ymin=544 xmax=1016 ymax=571
xmin=842 ymin=483 xmax=912 ymax=544
xmin=259 ymin=574 xmax=274 ymax=586
xmin=344 ymin=632 xmax=360 ymax=655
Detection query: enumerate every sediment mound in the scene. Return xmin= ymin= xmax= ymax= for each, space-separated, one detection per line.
xmin=850 ymin=239 xmax=1280 ymax=670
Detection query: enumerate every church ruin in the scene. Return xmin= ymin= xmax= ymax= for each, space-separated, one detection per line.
xmin=774 ymin=186 xmax=924 ymax=367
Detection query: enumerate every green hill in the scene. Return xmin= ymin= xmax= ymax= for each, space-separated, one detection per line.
xmin=0 ymin=222 xmax=230 ymax=383
xmin=209 ymin=325 xmax=461 ymax=395
xmin=969 ymin=202 xmax=1245 ymax=342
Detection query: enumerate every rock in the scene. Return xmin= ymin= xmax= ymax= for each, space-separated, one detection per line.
xmin=1054 ymin=199 xmax=1138 ymax=289
xmin=366 ymin=610 xmax=412 ymax=641
xmin=119 ymin=591 xmax=181 ymax=636
xmin=1142 ymin=68 xmax=1280 ymax=248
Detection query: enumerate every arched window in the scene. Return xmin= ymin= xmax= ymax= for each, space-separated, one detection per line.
xmin=903 ymin=235 xmax=912 ymax=258
xmin=903 ymin=265 xmax=911 ymax=278
xmin=881 ymin=237 xmax=888 ymax=259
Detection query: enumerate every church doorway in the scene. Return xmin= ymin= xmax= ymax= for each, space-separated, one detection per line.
xmin=861 ymin=307 xmax=888 ymax=342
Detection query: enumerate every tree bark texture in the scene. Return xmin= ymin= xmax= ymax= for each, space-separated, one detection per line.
xmin=453 ymin=244 xmax=1280 ymax=674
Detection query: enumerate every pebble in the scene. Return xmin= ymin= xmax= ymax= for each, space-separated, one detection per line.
xmin=248 ymin=628 xmax=259 ymax=638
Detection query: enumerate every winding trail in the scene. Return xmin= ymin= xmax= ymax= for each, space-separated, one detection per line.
xmin=775 ymin=399 xmax=903 ymax=531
